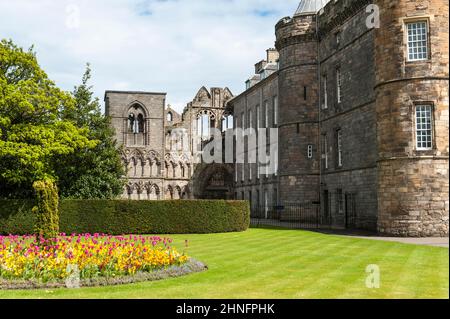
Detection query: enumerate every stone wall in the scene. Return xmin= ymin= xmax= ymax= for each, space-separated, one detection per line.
xmin=230 ymin=71 xmax=279 ymax=208
xmin=105 ymin=91 xmax=167 ymax=199
xmin=317 ymin=3 xmax=378 ymax=229
xmin=374 ymin=0 xmax=449 ymax=236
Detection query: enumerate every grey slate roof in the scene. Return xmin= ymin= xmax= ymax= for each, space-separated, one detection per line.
xmin=295 ymin=0 xmax=330 ymax=15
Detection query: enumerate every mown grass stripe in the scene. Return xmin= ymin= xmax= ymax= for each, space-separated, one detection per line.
xmin=0 ymin=229 xmax=447 ymax=299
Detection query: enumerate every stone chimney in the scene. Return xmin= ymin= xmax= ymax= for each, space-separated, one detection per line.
xmin=266 ymin=48 xmax=279 ymax=64
xmin=254 ymin=60 xmax=267 ymax=75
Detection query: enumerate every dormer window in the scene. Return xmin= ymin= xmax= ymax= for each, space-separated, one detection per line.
xmin=260 ymin=71 xmax=266 ymax=80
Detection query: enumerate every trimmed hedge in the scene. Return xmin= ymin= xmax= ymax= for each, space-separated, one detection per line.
xmin=0 ymin=200 xmax=250 ymax=235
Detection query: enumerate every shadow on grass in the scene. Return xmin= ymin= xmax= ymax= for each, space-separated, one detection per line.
xmin=250 ymin=225 xmax=378 ymax=237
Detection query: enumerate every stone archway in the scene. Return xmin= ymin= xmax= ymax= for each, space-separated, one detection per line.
xmin=193 ymin=163 xmax=234 ymax=200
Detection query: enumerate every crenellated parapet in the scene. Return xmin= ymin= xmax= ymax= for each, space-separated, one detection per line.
xmin=317 ymin=0 xmax=372 ymax=37
xmin=275 ymin=14 xmax=317 ymax=51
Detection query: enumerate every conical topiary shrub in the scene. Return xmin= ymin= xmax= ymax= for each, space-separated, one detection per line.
xmin=32 ymin=179 xmax=59 ymax=240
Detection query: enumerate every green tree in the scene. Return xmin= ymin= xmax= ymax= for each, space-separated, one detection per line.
xmin=56 ymin=64 xmax=125 ymax=199
xmin=0 ymin=39 xmax=96 ymax=198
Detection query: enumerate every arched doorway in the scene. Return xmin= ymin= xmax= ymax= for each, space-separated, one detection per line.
xmin=193 ymin=164 xmax=234 ymax=200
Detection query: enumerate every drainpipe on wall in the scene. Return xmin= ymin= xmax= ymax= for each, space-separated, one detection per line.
xmin=316 ymin=11 xmax=323 ymax=213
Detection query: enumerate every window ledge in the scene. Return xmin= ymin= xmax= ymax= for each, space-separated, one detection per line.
xmin=405 ymin=59 xmax=432 ymax=65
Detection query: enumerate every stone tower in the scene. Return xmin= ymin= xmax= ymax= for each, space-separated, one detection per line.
xmin=374 ymin=0 xmax=449 ymax=236
xmin=105 ymin=91 xmax=167 ymax=200
xmin=275 ymin=1 xmax=322 ymax=204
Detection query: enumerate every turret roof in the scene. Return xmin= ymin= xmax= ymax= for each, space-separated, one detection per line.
xmin=295 ymin=0 xmax=330 ymax=15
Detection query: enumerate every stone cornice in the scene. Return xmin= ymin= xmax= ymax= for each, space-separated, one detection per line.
xmin=275 ymin=33 xmax=318 ymax=51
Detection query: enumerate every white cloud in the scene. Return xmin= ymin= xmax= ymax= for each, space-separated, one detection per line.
xmin=0 ymin=0 xmax=299 ymax=112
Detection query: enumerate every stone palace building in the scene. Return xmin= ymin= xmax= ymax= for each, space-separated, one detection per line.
xmin=106 ymin=0 xmax=449 ymax=237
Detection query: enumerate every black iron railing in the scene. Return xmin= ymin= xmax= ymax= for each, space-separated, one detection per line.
xmin=250 ymin=193 xmax=377 ymax=231
xmin=251 ymin=203 xmax=325 ymax=229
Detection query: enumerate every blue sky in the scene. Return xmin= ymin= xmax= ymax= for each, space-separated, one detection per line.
xmin=0 ymin=0 xmax=300 ymax=112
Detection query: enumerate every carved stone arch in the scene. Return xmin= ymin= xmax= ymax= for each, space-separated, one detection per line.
xmin=147 ymin=150 xmax=161 ymax=162
xmin=174 ymin=185 xmax=182 ymax=200
xmin=144 ymin=182 xmax=153 ymax=193
xmin=197 ymin=109 xmax=216 ymax=120
xmin=165 ymin=185 xmax=174 ymax=200
xmin=164 ymin=152 xmax=174 ymax=162
xmin=132 ymin=149 xmax=146 ymax=161
xmin=126 ymin=182 xmax=135 ymax=194
xmin=128 ymin=156 xmax=137 ymax=174
xmin=192 ymin=163 xmax=234 ymax=200
xmin=135 ymin=181 xmax=145 ymax=194
xmin=123 ymin=100 xmax=149 ymax=118
xmin=144 ymin=183 xmax=160 ymax=200
xmin=152 ymin=184 xmax=160 ymax=196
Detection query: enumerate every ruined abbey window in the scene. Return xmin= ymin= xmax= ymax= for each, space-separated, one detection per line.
xmin=126 ymin=103 xmax=147 ymax=145
xmin=197 ymin=111 xmax=216 ymax=140
xmin=137 ymin=114 xmax=145 ymax=133
xmin=128 ymin=113 xmax=136 ymax=133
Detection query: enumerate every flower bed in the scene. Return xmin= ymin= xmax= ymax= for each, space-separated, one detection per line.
xmin=0 ymin=234 xmax=204 ymax=289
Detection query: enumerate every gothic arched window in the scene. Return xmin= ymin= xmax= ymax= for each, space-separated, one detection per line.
xmin=196 ymin=110 xmax=216 ymax=140
xmin=128 ymin=113 xmax=136 ymax=133
xmin=137 ymin=114 xmax=145 ymax=133
xmin=167 ymin=112 xmax=173 ymax=122
xmin=127 ymin=104 xmax=146 ymax=134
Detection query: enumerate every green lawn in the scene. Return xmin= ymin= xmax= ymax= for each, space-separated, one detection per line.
xmin=1 ymin=228 xmax=448 ymax=299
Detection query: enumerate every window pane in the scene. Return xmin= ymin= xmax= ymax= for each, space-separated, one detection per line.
xmin=416 ymin=105 xmax=433 ymax=150
xmin=407 ymin=21 xmax=428 ymax=61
